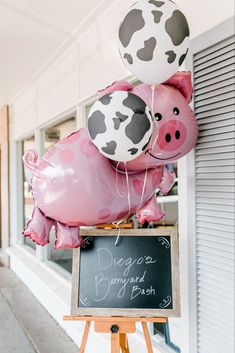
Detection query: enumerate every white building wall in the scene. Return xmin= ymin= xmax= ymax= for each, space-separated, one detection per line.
xmin=10 ymin=0 xmax=234 ymax=139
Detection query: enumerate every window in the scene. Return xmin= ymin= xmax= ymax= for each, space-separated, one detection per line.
xmin=43 ymin=117 xmax=77 ymax=273
xmin=22 ymin=135 xmax=36 ymax=250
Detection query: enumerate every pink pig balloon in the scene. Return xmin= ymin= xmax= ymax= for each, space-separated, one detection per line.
xmin=23 ymin=72 xmax=198 ymax=249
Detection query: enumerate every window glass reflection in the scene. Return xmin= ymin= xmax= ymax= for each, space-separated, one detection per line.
xmin=22 ymin=135 xmax=36 ymax=249
xmin=43 ymin=117 xmax=76 ymax=273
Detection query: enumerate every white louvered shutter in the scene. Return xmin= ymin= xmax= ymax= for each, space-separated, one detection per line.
xmin=194 ymin=35 xmax=235 ymax=353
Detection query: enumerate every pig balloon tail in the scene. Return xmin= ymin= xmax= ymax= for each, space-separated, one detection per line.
xmin=23 ymin=149 xmax=46 ymax=180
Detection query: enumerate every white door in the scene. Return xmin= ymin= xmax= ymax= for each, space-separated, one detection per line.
xmin=187 ymin=18 xmax=235 ymax=353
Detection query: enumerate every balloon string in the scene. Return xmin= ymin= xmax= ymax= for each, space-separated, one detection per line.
xmin=114 ymin=85 xmax=158 ymax=243
xmin=115 ymin=162 xmax=125 ymax=198
xmin=125 ymin=162 xmax=132 ymax=216
xmin=137 ymin=155 xmax=149 ymax=211
xmin=150 ymin=85 xmax=161 ymax=154
xmin=113 ymin=221 xmax=122 ymax=246
xmin=136 ymin=86 xmax=156 ymax=211
xmin=114 ymin=162 xmax=132 ymax=246
xmin=151 ymin=85 xmax=155 ymax=118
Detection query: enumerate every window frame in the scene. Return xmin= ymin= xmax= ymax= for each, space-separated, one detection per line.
xmin=14 ymin=109 xmax=79 ymax=264
xmin=15 ymin=132 xmax=36 ymax=252
xmin=38 ymin=112 xmax=78 ymax=270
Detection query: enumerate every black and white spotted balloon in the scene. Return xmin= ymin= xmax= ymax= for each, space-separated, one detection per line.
xmin=88 ymin=91 xmax=153 ymax=162
xmin=118 ymin=0 xmax=190 ymax=85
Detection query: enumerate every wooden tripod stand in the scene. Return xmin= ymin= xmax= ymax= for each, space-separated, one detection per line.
xmin=64 ymin=316 xmax=167 ymax=353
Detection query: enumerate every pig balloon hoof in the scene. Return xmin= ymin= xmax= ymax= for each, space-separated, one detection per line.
xmin=23 ymin=207 xmax=54 ymax=246
xmin=55 ymin=222 xmax=83 ymax=249
xmin=137 ymin=196 xmax=165 ymax=224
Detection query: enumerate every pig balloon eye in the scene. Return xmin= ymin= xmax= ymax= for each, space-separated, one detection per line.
xmin=173 ymin=107 xmax=180 ymax=115
xmin=155 ymin=113 xmax=162 ymax=121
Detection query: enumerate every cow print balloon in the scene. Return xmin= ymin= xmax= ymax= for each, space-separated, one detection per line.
xmin=88 ymin=91 xmax=153 ymax=162
xmin=118 ymin=0 xmax=190 ymax=85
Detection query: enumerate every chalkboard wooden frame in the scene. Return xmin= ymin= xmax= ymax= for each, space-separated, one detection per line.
xmin=71 ymin=229 xmax=180 ymax=317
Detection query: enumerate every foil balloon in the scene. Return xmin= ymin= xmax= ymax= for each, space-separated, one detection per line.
xmin=118 ymin=0 xmax=190 ymax=84
xmin=23 ymin=72 xmax=198 ymax=249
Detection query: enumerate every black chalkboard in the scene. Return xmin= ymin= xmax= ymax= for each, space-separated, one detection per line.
xmin=71 ymin=229 xmax=180 ymax=317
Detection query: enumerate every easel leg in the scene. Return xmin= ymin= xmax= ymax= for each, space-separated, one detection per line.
xmin=120 ymin=333 xmax=130 ymax=353
xmin=79 ymin=321 xmax=91 ymax=353
xmin=142 ymin=322 xmax=153 ymax=353
xmin=111 ymin=333 xmax=120 ymax=353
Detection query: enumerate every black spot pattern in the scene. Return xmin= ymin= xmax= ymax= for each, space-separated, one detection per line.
xmin=119 ymin=9 xmax=145 ymax=48
xmin=128 ymin=148 xmax=138 ymax=155
xmin=165 ymin=50 xmax=176 ymax=63
xmin=125 ymin=114 xmax=151 ymax=144
xmin=88 ymin=111 xmax=106 ymax=140
xmin=99 ymin=94 xmax=112 ymax=105
xmin=101 ymin=141 xmax=117 ymax=155
xmin=149 ymin=0 xmax=165 ymax=7
xmin=124 ymin=53 xmax=133 ymax=64
xmin=123 ymin=93 xmax=146 ymax=114
xmin=113 ymin=112 xmax=128 ymax=130
xmin=179 ymin=48 xmax=189 ymax=66
xmin=137 ymin=37 xmax=156 ymax=61
xmin=152 ymin=10 xmax=163 ymax=23
xmin=165 ymin=10 xmax=189 ymax=46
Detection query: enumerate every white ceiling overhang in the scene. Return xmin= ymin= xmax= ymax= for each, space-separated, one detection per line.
xmin=0 ymin=0 xmax=112 ymax=106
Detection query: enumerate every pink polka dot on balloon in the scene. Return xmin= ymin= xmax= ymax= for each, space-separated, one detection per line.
xmin=60 ymin=149 xmax=75 ymax=163
xmin=133 ymin=179 xmax=144 ymax=196
xmin=80 ymin=138 xmax=98 ymax=157
xmin=98 ymin=208 xmax=111 ymax=220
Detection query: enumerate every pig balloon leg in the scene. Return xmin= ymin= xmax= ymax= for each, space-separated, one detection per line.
xmin=55 ymin=222 xmax=84 ymax=249
xmin=158 ymin=166 xmax=176 ymax=195
xmin=23 ymin=207 xmax=54 ymax=246
xmin=137 ymin=196 xmax=165 ymax=224
xmin=137 ymin=167 xmax=176 ymax=224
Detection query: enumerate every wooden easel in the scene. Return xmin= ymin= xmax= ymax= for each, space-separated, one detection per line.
xmin=64 ymin=316 xmax=167 ymax=353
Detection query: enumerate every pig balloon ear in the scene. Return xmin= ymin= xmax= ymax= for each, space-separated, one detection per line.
xmin=163 ymin=72 xmax=193 ymax=103
xmin=97 ymin=80 xmax=133 ymax=98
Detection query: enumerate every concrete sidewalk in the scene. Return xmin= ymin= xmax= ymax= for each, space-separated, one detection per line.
xmin=0 ymin=266 xmax=78 ymax=353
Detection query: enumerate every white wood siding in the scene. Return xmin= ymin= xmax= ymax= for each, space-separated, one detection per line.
xmin=194 ymin=34 xmax=235 ymax=353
